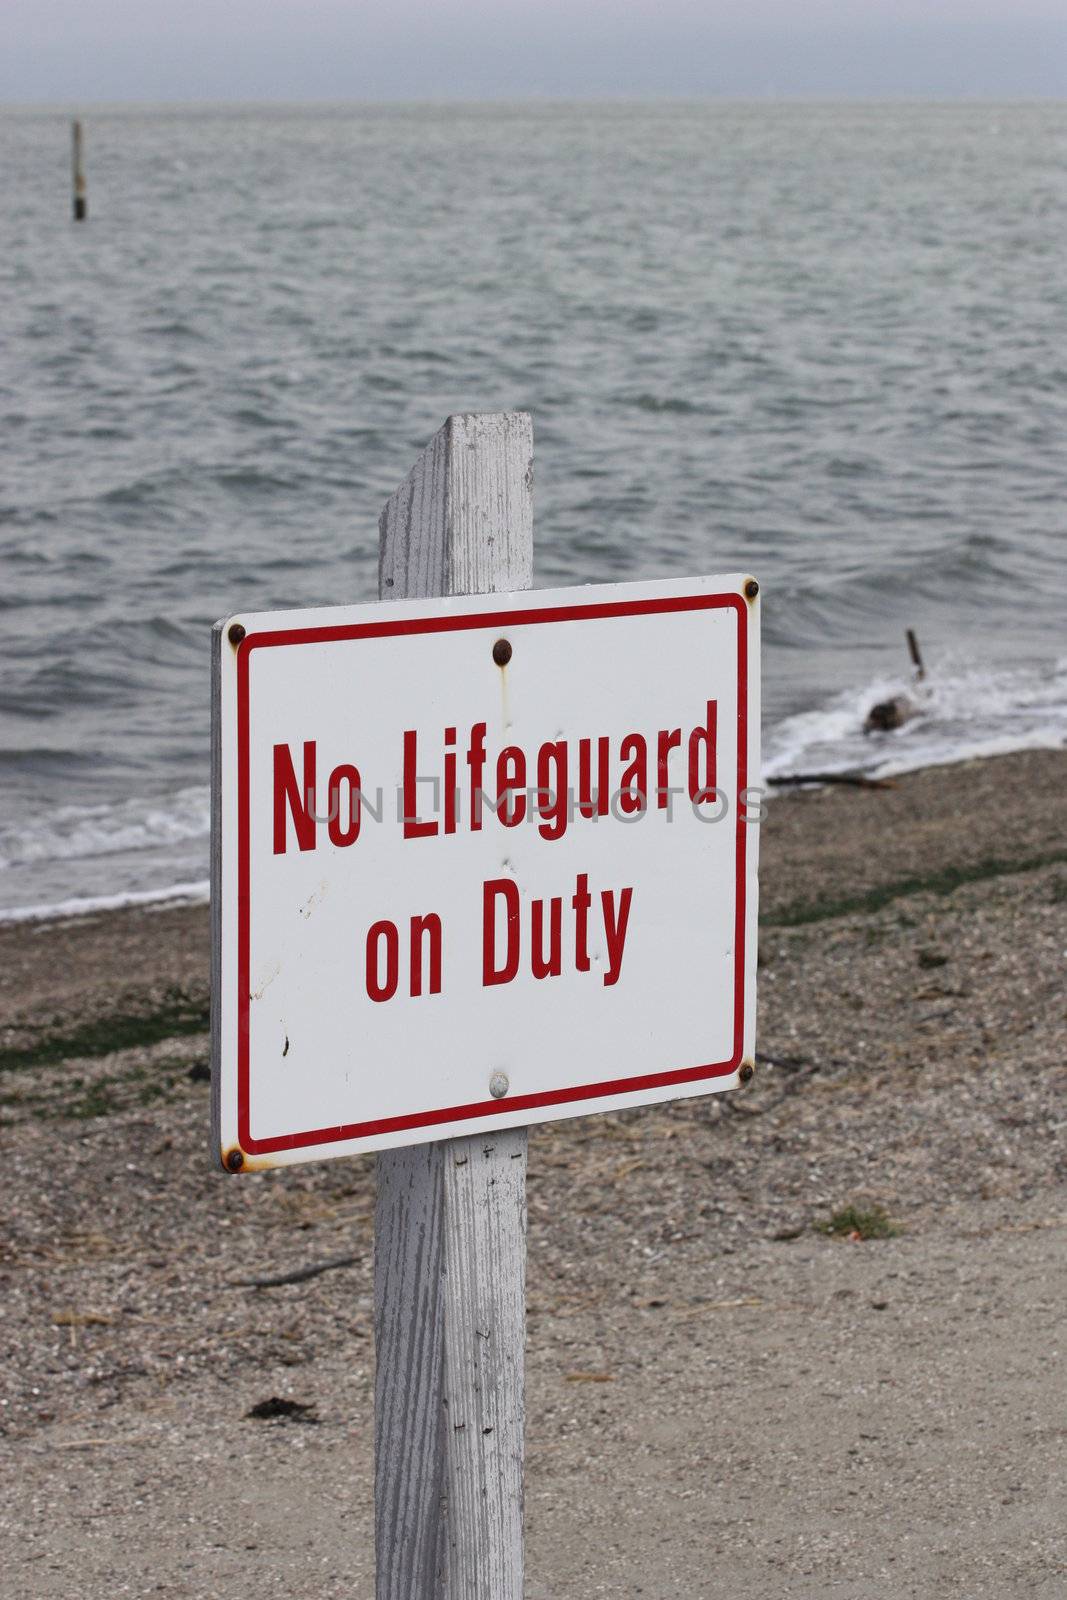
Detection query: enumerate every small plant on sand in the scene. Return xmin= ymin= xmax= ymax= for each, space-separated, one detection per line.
xmin=816 ymin=1203 xmax=900 ymax=1241
xmin=69 ymin=1082 xmax=115 ymax=1120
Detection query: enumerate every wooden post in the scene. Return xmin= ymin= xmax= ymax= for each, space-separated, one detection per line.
xmin=71 ymin=120 xmax=87 ymax=221
xmin=375 ymin=414 xmax=533 ymax=1600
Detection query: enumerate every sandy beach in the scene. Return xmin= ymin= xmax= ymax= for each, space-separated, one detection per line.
xmin=1 ymin=745 xmax=1065 ymax=1597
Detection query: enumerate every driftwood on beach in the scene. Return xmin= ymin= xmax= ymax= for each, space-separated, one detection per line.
xmin=766 ymin=772 xmax=896 ymax=790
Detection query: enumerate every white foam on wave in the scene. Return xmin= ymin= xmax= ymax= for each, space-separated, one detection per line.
xmin=1 ymin=654 xmax=1064 ymax=925
xmin=763 ymin=655 xmax=1067 ymax=785
xmin=0 ymin=784 xmax=210 ymax=871
xmin=0 ymin=878 xmax=210 ymax=925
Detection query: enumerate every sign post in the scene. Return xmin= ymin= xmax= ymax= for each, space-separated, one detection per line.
xmin=210 ymin=411 xmax=760 ymax=1598
xmin=374 ymin=412 xmax=532 ymax=1599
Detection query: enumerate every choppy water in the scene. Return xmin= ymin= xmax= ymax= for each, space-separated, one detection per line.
xmin=1 ymin=102 xmax=1065 ymax=917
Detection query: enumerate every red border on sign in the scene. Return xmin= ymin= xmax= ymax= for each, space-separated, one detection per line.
xmin=235 ymin=592 xmax=749 ymax=1154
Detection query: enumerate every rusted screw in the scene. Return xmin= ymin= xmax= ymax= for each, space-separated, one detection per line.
xmin=226 ymin=1148 xmax=244 ymax=1172
xmin=744 ymin=580 xmax=759 ymax=600
xmin=492 ymin=638 xmax=512 ymax=667
xmin=738 ymin=1061 xmax=755 ymax=1085
xmin=228 ymin=622 xmax=246 ymax=646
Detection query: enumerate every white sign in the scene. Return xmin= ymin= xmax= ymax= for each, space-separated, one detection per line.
xmin=212 ymin=574 xmax=760 ymax=1169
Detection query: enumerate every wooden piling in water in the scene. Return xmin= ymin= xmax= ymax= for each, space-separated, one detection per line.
xmin=72 ymin=120 xmax=87 ymax=221
xmin=906 ymin=627 xmax=925 ymax=682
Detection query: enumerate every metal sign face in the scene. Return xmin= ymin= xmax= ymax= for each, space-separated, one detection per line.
xmin=212 ymin=575 xmax=760 ymax=1170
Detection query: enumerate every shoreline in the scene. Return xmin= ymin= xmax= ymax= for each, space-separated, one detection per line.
xmin=3 ymin=723 xmax=1065 ymax=931
xmin=0 ymin=878 xmax=210 ymax=927
xmin=1 ymin=743 xmax=1065 ymax=1072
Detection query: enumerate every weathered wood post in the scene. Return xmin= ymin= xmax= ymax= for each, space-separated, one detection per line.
xmin=71 ymin=120 xmax=87 ymax=221
xmin=374 ymin=413 xmax=533 ymax=1599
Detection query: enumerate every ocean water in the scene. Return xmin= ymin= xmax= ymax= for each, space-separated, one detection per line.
xmin=1 ymin=102 xmax=1065 ymax=918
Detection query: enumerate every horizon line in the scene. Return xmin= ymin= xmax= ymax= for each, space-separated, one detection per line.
xmin=3 ymin=92 xmax=1067 ymax=113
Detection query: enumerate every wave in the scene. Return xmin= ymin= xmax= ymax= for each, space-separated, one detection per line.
xmin=764 ymin=655 xmax=1067 ymax=784
xmin=0 ymin=879 xmax=209 ymax=925
xmin=0 ymin=785 xmax=210 ymax=871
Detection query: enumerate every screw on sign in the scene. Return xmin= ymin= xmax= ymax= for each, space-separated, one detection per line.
xmin=210 ymin=413 xmax=760 ymax=1598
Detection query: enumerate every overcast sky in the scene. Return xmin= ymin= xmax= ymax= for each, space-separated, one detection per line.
xmin=5 ymin=0 xmax=1066 ymax=103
